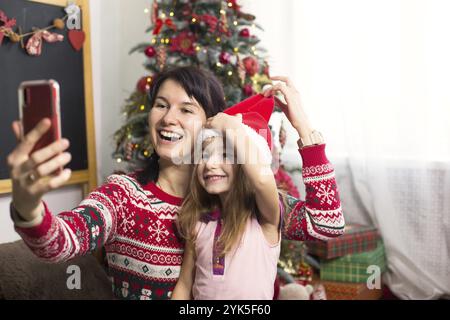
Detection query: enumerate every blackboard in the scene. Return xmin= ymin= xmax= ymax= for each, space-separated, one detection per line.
xmin=0 ymin=0 xmax=96 ymax=194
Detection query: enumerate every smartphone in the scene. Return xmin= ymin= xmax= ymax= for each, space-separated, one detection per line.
xmin=18 ymin=80 xmax=62 ymax=155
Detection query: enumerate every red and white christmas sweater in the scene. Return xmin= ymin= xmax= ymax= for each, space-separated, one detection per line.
xmin=14 ymin=144 xmax=345 ymax=300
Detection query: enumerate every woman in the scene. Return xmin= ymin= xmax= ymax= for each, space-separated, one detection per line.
xmin=7 ymin=66 xmax=344 ymax=300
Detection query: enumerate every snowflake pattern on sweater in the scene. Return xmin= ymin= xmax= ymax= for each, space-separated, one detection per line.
xmin=14 ymin=144 xmax=345 ymax=300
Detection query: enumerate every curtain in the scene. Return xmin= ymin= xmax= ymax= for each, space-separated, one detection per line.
xmin=270 ymin=0 xmax=450 ymax=299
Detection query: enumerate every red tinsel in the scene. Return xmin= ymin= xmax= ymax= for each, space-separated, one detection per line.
xmin=192 ymin=14 xmax=219 ymax=33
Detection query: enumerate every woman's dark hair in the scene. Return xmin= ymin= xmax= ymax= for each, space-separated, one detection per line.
xmin=137 ymin=66 xmax=227 ymax=186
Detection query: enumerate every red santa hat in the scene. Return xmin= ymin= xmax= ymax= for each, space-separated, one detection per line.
xmin=202 ymin=94 xmax=275 ymax=164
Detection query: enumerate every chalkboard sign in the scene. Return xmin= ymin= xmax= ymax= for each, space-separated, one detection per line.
xmin=0 ymin=0 xmax=97 ymax=195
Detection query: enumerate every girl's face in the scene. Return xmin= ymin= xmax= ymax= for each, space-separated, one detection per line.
xmin=197 ymin=138 xmax=236 ymax=196
xmin=148 ymin=79 xmax=207 ymax=163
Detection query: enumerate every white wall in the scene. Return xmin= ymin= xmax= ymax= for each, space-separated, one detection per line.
xmin=94 ymin=0 xmax=150 ymax=183
xmin=240 ymin=0 xmax=294 ymax=77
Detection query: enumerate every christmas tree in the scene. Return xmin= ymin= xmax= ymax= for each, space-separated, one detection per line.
xmin=113 ymin=0 xmax=272 ymax=166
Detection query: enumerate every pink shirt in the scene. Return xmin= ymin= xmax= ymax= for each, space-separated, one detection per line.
xmin=192 ymin=207 xmax=282 ymax=300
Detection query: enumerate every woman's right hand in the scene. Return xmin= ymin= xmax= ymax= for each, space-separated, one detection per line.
xmin=7 ymin=119 xmax=72 ymax=222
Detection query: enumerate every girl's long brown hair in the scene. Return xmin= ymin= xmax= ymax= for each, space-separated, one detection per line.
xmin=177 ymin=163 xmax=258 ymax=256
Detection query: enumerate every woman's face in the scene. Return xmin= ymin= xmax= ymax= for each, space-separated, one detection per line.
xmin=197 ymin=138 xmax=236 ymax=195
xmin=149 ymin=79 xmax=207 ymax=163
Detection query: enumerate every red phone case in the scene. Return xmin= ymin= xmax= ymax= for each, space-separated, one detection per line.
xmin=18 ymin=80 xmax=62 ymax=155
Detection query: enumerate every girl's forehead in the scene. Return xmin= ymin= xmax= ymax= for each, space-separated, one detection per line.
xmin=202 ymin=137 xmax=225 ymax=152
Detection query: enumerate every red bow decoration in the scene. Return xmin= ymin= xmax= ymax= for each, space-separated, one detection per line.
xmin=26 ymin=30 xmax=64 ymax=56
xmin=0 ymin=10 xmax=17 ymax=45
xmin=153 ymin=18 xmax=176 ymax=35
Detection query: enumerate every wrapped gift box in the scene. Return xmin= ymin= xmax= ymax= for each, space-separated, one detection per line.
xmin=320 ymin=241 xmax=386 ymax=283
xmin=321 ymin=280 xmax=383 ymax=300
xmin=306 ymin=224 xmax=380 ymax=260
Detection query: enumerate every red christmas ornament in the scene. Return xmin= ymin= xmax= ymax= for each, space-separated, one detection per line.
xmin=219 ymin=51 xmax=231 ymax=64
xmin=144 ymin=46 xmax=156 ymax=58
xmin=239 ymin=28 xmax=250 ymax=38
xmin=243 ymin=56 xmax=259 ymax=77
xmin=243 ymin=84 xmax=254 ymax=97
xmin=137 ymin=76 xmax=153 ymax=94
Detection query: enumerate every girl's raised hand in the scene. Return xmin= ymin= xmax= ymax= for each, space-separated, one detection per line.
xmin=205 ymin=112 xmax=243 ymax=133
xmin=263 ymin=76 xmax=313 ymax=136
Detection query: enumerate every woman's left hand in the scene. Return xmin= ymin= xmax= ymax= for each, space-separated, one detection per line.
xmin=263 ymin=76 xmax=314 ymax=138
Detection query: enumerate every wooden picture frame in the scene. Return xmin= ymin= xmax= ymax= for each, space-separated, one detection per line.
xmin=0 ymin=0 xmax=97 ymax=197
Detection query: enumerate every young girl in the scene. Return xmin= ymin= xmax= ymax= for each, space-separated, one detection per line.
xmin=172 ymin=95 xmax=284 ymax=300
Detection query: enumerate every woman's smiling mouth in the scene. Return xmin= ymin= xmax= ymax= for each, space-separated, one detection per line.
xmin=158 ymin=130 xmax=184 ymax=142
